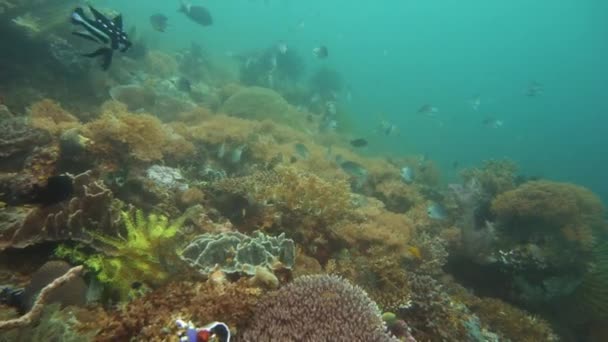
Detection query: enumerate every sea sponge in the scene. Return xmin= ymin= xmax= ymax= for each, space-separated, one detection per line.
xmin=28 ymin=99 xmax=79 ymax=136
xmin=242 ymin=275 xmax=398 ymax=341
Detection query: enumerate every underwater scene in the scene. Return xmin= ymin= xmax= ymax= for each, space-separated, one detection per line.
xmin=1 ymin=0 xmax=607 ymax=341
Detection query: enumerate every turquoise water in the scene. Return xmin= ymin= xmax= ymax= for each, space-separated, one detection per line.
xmin=105 ymin=0 xmax=608 ymax=200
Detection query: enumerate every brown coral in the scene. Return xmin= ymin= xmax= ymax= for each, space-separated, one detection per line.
xmin=492 ymin=180 xmax=604 ymax=250
xmin=0 ymin=170 xmax=122 ymax=251
xmin=96 ymin=279 xmax=263 ymax=341
xmin=242 ymin=274 xmax=398 ymax=342
xmin=84 ymin=101 xmax=193 ymax=163
xmin=28 ymin=99 xmax=79 ymax=136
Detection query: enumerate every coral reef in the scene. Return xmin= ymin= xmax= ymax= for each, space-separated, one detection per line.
xmin=180 ymin=231 xmax=295 ymax=276
xmin=0 ymin=117 xmax=51 ymax=171
xmin=242 ymin=274 xmax=398 ymax=341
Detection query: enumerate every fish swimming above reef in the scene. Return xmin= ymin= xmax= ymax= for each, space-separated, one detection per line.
xmin=313 ymin=45 xmax=329 ymax=59
xmin=417 ymin=104 xmax=439 ymax=116
xmin=70 ymin=6 xmax=132 ymax=70
xmin=29 ymin=175 xmax=74 ymax=206
xmin=482 ymin=117 xmax=504 ymax=128
xmin=340 ymin=160 xmax=368 ymax=178
xmin=179 ymin=1 xmax=213 ymax=27
xmin=427 ymin=202 xmax=447 ymax=220
xmin=375 ymin=120 xmax=399 ymax=136
xmin=150 ymin=13 xmax=169 ymax=32
xmin=350 ymin=138 xmax=368 ymax=148
xmin=400 ymin=166 xmax=414 ymax=184
xmin=294 ymin=143 xmax=310 ymax=159
xmin=526 ymin=81 xmax=543 ymax=97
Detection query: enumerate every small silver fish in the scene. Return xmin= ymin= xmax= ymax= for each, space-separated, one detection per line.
xmin=217 ymin=142 xmax=226 ymax=159
xmin=231 ymin=144 xmax=246 ymax=163
xmin=427 ymin=202 xmax=447 ymax=220
xmin=417 ymin=104 xmax=439 ymax=116
xmin=400 ymin=166 xmax=414 ymax=184
xmin=294 ymin=143 xmax=310 ymax=159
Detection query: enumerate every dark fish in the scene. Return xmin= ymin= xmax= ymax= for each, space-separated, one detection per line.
xmin=131 ymin=281 xmax=143 ymax=289
xmin=313 ymin=45 xmax=328 ymax=59
xmin=70 ymin=6 xmax=132 ymax=70
xmin=417 ymin=104 xmax=438 ymax=115
xmin=150 ymin=13 xmax=168 ymax=32
xmin=294 ymin=143 xmax=310 ymax=159
xmin=30 ymin=175 xmax=74 ymax=206
xmin=179 ymin=2 xmax=213 ymax=27
xmin=340 ymin=161 xmax=368 ymax=178
xmin=350 ymin=138 xmax=368 ymax=148
xmin=482 ymin=117 xmax=503 ymax=128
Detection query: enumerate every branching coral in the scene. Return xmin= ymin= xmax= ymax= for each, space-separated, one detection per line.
xmin=242 ymin=275 xmax=398 ymax=341
xmin=28 ymin=99 xmax=79 ymax=136
xmin=56 ymin=208 xmax=187 ymax=299
xmin=96 ymin=279 xmax=263 ymax=341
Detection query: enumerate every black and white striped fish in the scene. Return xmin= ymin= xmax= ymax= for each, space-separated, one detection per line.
xmin=70 ymin=6 xmax=132 ymax=70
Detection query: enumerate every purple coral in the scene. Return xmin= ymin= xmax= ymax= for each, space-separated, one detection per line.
xmin=242 ymin=274 xmax=398 ymax=342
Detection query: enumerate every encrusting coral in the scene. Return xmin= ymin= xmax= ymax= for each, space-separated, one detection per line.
xmin=242 ymin=274 xmax=399 ymax=341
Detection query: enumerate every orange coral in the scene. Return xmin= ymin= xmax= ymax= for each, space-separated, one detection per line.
xmin=84 ymin=101 xmax=192 ymax=163
xmin=28 ymin=99 xmax=79 ymax=136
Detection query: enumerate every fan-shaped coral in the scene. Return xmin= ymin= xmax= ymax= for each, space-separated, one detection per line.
xmin=242 ymin=274 xmax=398 ymax=341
